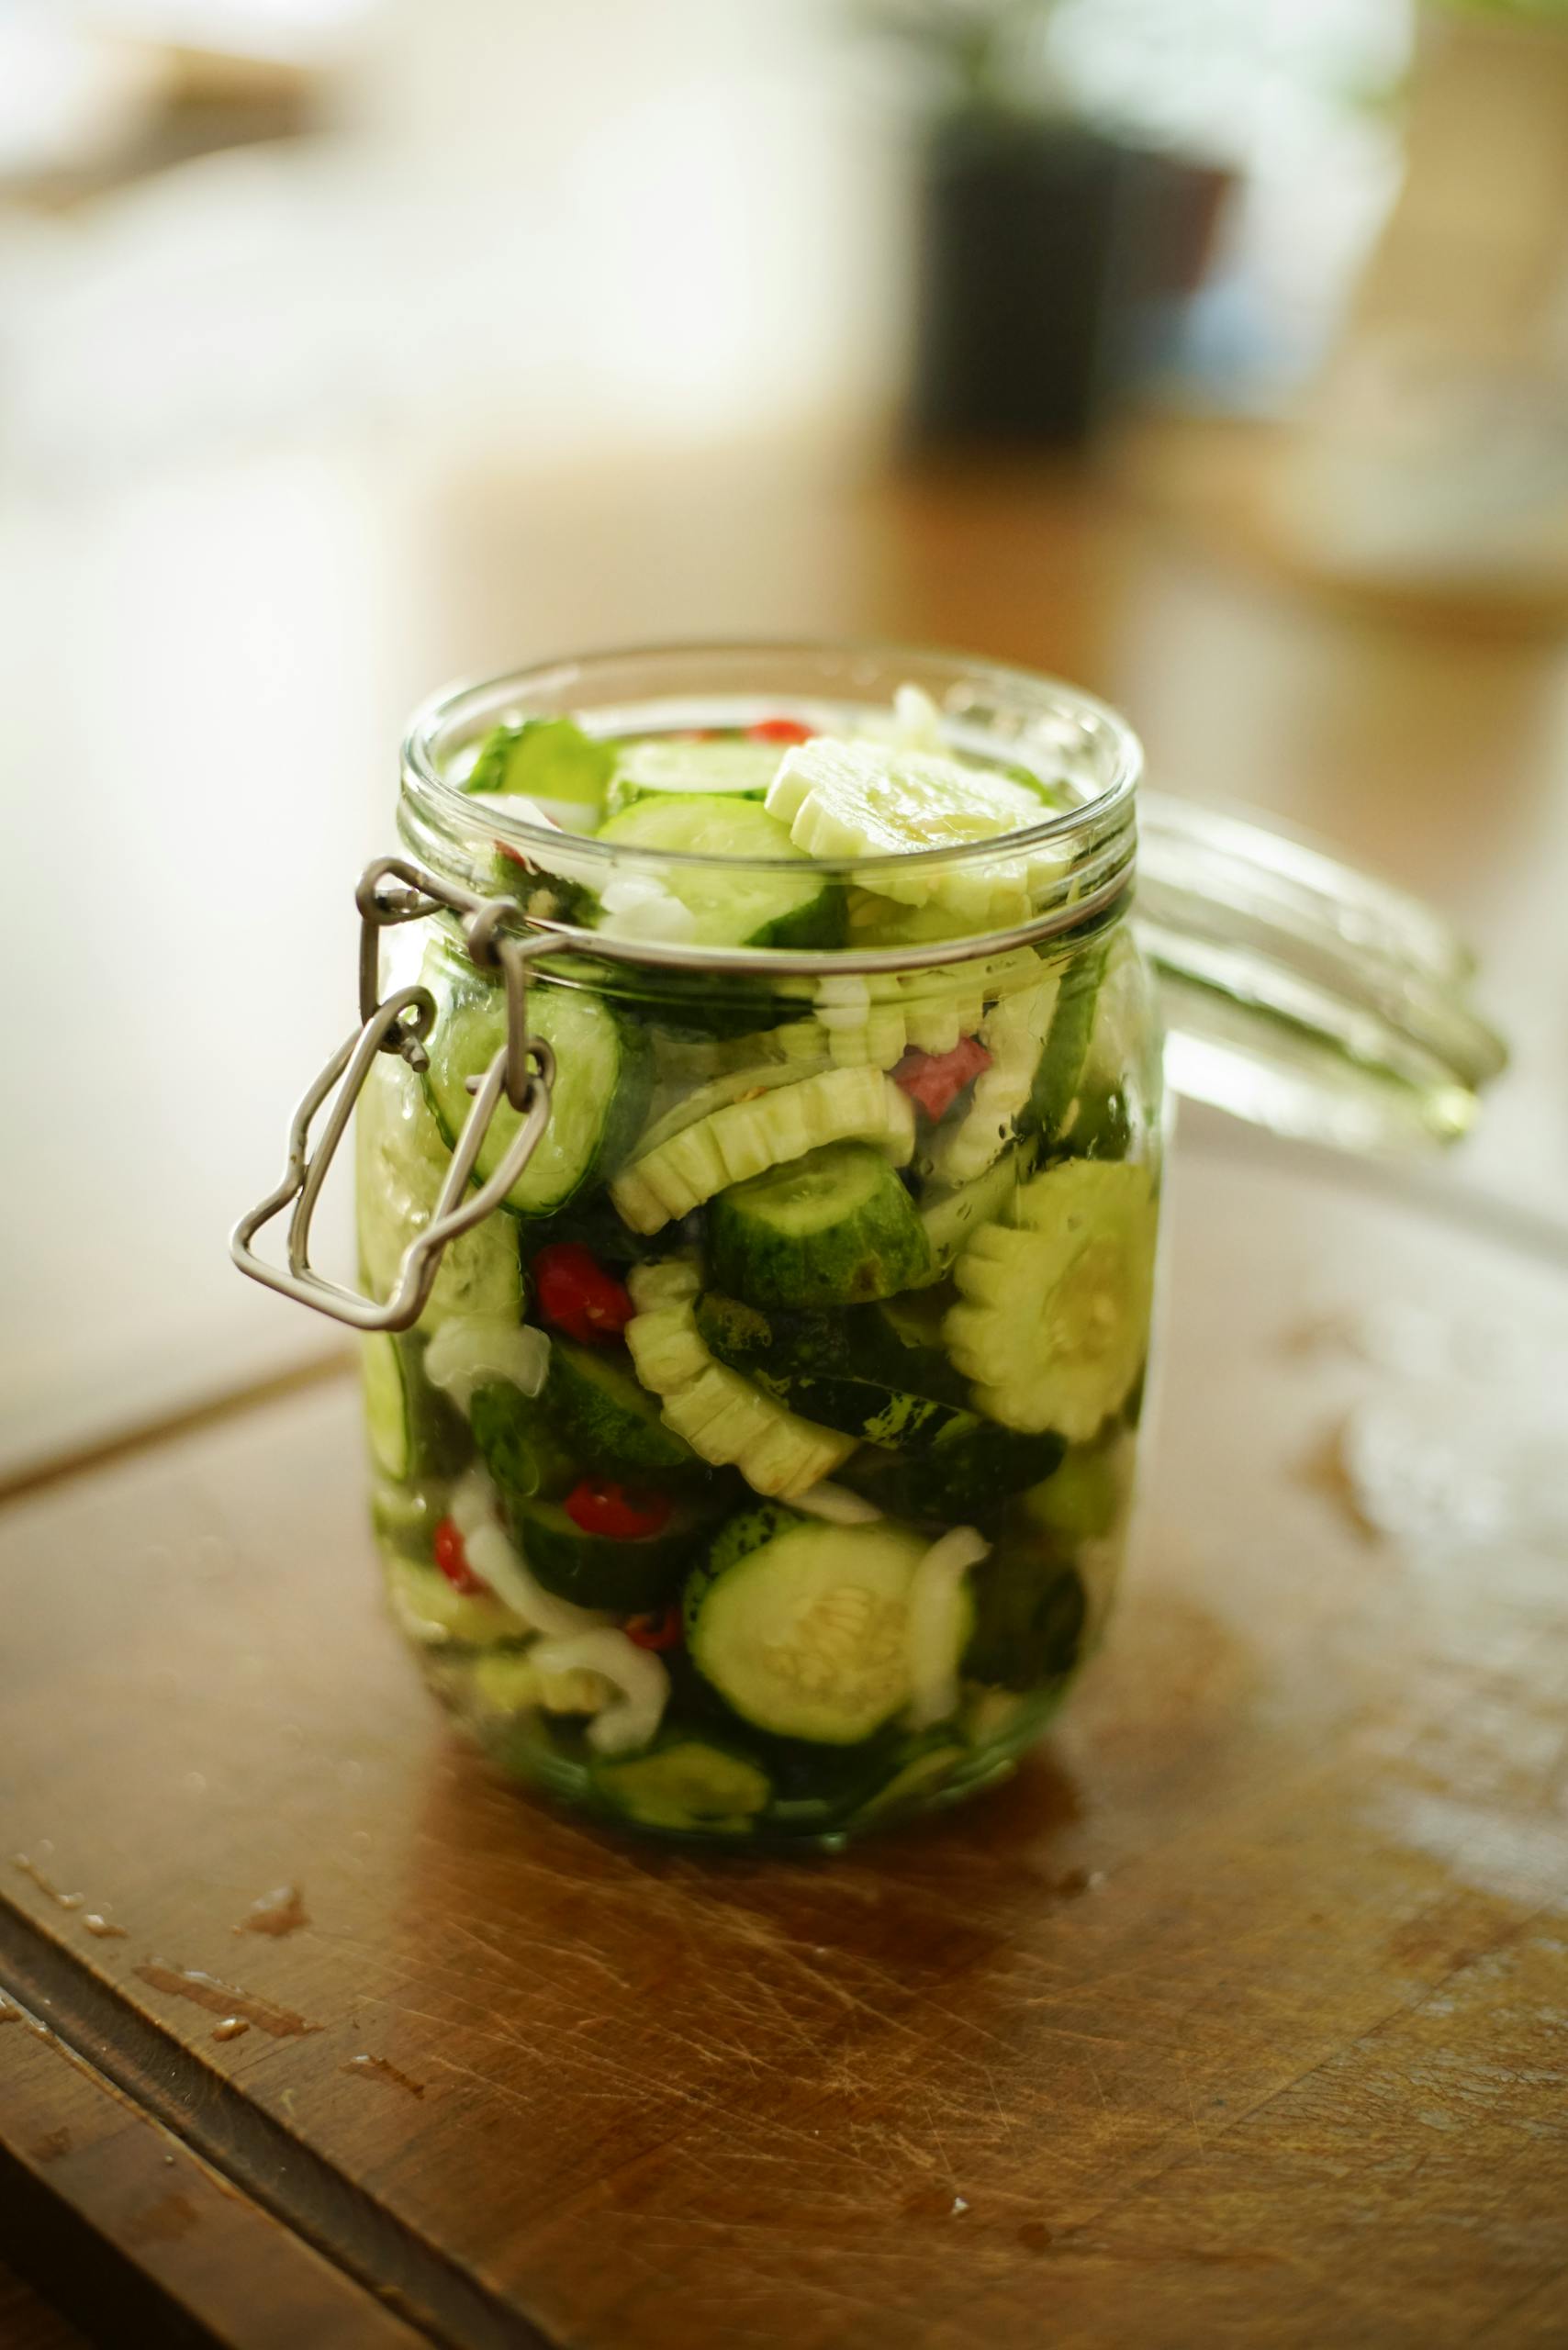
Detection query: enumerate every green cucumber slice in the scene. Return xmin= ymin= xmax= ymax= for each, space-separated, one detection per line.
xmin=708 ymin=1140 xmax=932 ymax=1310
xmin=684 ymin=1505 xmax=936 ymax=1744
xmin=1057 ymin=927 xmax=1156 ymax=1161
xmin=510 ymin=1494 xmax=702 ymax=1613
xmin=919 ymin=1145 xmax=1034 ymax=1275
xmin=469 ymin=1382 xmax=577 ymax=1504
xmin=612 ymin=1064 xmax=913 ymax=1237
xmin=851 ymin=1739 xmax=967 ymax=1825
xmin=424 ymin=955 xmax=652 ymax=1218
xmin=356 ymin=1053 xmax=525 ymax=1331
xmin=361 ymin=1334 xmax=410 ymax=1479
xmin=695 ymin=1293 xmax=964 ymax=1450
xmin=591 ymin=1736 xmax=772 ymax=1834
xmin=465 ymin=718 xmax=616 ymax=813
xmin=1022 ymin=1437 xmax=1130 ymax=1544
xmin=945 ymin=1159 xmax=1157 ymax=1440
xmin=845 ymin=1416 xmax=1064 ymax=1525
xmin=594 ymin=795 xmax=844 ymax=951
xmin=607 ymin=738 xmax=784 ymax=817
xmin=859 ymin=1290 xmax=971 ymax=1405
xmin=964 ymin=1548 xmax=1087 ymax=1692
xmin=542 ymin=1338 xmax=708 ymax=1483
xmin=624 ymin=1264 xmax=857 ymax=1500
xmin=1025 ymin=937 xmax=1109 ymax=1140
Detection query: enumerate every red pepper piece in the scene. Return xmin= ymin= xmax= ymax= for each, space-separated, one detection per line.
xmin=626 ymin=1602 xmax=684 ymax=1652
xmin=532 ymin=1243 xmax=635 ymax=1346
xmin=746 ymin=718 xmax=815 ymax=745
xmin=893 ymin=1036 xmax=993 ymax=1122
xmin=564 ymin=1481 xmax=674 ymax=1541
xmin=432 ymin=1516 xmax=487 ymax=1595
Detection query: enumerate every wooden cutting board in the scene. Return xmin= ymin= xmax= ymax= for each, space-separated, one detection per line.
xmin=3 ymin=1133 xmax=1566 ymax=2350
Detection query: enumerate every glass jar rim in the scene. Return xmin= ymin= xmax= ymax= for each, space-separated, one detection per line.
xmin=398 ymin=638 xmax=1142 ymax=939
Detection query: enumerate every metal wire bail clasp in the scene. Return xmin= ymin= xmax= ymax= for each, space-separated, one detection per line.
xmin=230 ymin=856 xmax=555 ymax=1331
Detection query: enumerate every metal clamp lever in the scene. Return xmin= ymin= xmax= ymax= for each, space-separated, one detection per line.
xmin=230 ymin=856 xmax=555 ymax=1332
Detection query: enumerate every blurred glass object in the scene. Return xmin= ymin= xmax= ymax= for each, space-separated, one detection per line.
xmin=1274 ymin=1 xmax=1568 ymax=611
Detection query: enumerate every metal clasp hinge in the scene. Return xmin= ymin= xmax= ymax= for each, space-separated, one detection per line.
xmin=230 ymin=856 xmax=555 ymax=1331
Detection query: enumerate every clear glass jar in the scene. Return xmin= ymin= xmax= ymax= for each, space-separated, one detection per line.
xmin=238 ymin=641 xmax=1504 ymax=1846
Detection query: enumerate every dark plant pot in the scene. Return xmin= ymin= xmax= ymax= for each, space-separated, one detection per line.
xmin=910 ymin=113 xmax=1137 ymax=450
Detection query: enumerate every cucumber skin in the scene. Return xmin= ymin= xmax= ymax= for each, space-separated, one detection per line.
xmin=400 ymin=1337 xmax=475 ymax=1480
xmin=542 ymin=1338 xmax=711 ymax=1484
xmin=708 ymin=1147 xmax=932 ymax=1312
xmin=424 ymin=961 xmax=654 ymax=1219
xmin=695 ymin=1294 xmax=964 ymax=1450
xmin=595 ymin=797 xmax=847 ymax=955
xmin=1025 ymin=938 xmax=1109 ymax=1141
xmin=964 ymin=1549 xmax=1087 ymax=1692
xmin=589 ymin=1734 xmax=773 ymax=1834
xmin=469 ymin=1382 xmax=576 ymax=1503
xmin=704 ymin=1288 xmax=969 ymax=1410
xmin=846 ymin=1419 xmax=1065 ymax=1526
xmin=510 ymin=1494 xmax=703 ymax=1613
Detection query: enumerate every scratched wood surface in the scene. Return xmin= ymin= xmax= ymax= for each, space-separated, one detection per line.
xmin=2 ymin=1129 xmax=1566 ymax=2350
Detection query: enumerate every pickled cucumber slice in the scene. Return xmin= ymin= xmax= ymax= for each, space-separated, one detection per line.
xmin=610 ymin=1066 xmax=914 ymax=1236
xmin=695 ymin=1287 xmax=958 ymax=1447
xmin=468 ymin=1383 xmax=576 ymax=1505
xmin=510 ymin=1494 xmax=707 ymax=1614
xmin=424 ymin=955 xmax=652 ymax=1218
xmin=624 ymin=1263 xmax=854 ymax=1499
xmin=708 ymin=1141 xmax=932 ymax=1310
xmin=924 ymin=977 xmax=1060 ymax=1187
xmin=361 ymin=1334 xmax=410 ymax=1479
xmin=852 ymin=1740 xmax=967 ymax=1824
xmin=356 ymin=1053 xmax=524 ymax=1332
xmin=844 ymin=1416 xmax=1064 ymax=1525
xmin=684 ymin=1505 xmax=940 ymax=1743
xmin=541 ymin=1338 xmax=707 ymax=1483
xmin=945 ymin=1160 xmax=1156 ymax=1440
xmin=766 ymin=739 xmax=1066 ymax=926
xmin=606 ymin=738 xmax=784 ymax=816
xmin=592 ymin=1737 xmax=772 ymax=1834
xmin=465 ymin=718 xmax=615 ymax=814
xmin=695 ymin=1292 xmax=963 ymax=1449
xmin=964 ymin=1548 xmax=1088 ymax=1692
xmin=594 ymin=796 xmax=843 ymax=950
xmin=919 ymin=1145 xmax=1034 ymax=1273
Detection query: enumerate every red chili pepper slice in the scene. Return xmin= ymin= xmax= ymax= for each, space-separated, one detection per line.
xmin=893 ymin=1036 xmax=993 ymax=1123
xmin=564 ymin=1481 xmax=674 ymax=1541
xmin=746 ymin=719 xmax=815 ymax=745
xmin=626 ymin=1602 xmax=684 ymax=1652
xmin=432 ymin=1516 xmax=487 ymax=1595
xmin=532 ymin=1243 xmax=635 ymax=1346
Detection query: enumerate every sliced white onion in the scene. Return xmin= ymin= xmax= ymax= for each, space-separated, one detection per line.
xmin=447 ymin=1465 xmax=608 ymax=1639
xmin=906 ymin=1525 xmax=991 ymax=1730
xmin=790 ymin=1481 xmax=884 ymax=1526
xmin=529 ymin=1629 xmax=671 ymax=1756
xmin=423 ymin=1319 xmax=550 ymax=1409
xmin=597 ymin=874 xmax=700 ymax=944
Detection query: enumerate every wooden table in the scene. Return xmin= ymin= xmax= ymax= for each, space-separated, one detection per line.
xmin=5 ymin=1120 xmax=1566 ymax=2349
